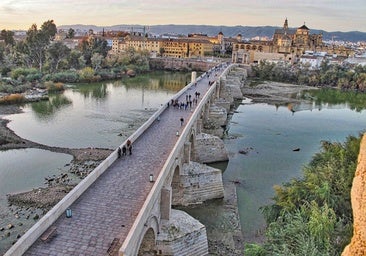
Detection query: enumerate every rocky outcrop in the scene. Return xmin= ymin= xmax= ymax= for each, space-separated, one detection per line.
xmin=342 ymin=133 xmax=366 ymax=256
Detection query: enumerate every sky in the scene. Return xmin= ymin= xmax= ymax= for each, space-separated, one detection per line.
xmin=1 ymin=0 xmax=365 ymax=32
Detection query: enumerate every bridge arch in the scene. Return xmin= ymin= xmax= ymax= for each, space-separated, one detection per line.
xmin=137 ymin=228 xmax=157 ymax=256
xmin=137 ymin=216 xmax=159 ymax=255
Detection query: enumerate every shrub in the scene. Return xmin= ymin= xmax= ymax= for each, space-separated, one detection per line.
xmin=46 ymin=82 xmax=65 ymax=92
xmin=96 ymin=69 xmax=117 ymax=80
xmin=0 ymin=93 xmax=25 ymax=104
xmin=79 ymin=67 xmax=95 ymax=83
xmin=46 ymin=71 xmax=79 ymax=83
xmin=25 ymin=72 xmax=42 ymax=82
xmin=0 ymin=83 xmax=15 ymax=93
xmin=0 ymin=82 xmax=31 ymax=94
xmin=10 ymin=68 xmax=39 ymax=80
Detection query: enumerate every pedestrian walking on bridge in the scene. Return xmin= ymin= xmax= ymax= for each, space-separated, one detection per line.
xmin=122 ymin=145 xmax=127 ymax=156
xmin=126 ymin=140 xmax=132 ymax=155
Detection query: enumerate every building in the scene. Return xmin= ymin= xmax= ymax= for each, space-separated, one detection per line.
xmin=110 ymin=33 xmax=218 ymax=58
xmin=232 ymin=18 xmax=353 ymax=64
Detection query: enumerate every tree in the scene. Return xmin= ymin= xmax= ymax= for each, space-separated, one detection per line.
xmin=22 ymin=20 xmax=57 ymax=71
xmin=67 ymin=28 xmax=75 ymax=39
xmin=67 ymin=49 xmax=83 ymax=70
xmin=91 ymin=53 xmax=103 ymax=71
xmin=40 ymin=20 xmax=57 ymax=41
xmin=46 ymin=41 xmax=71 ymax=72
xmin=0 ymin=29 xmax=15 ymax=46
xmin=78 ymin=36 xmax=109 ymax=66
xmin=258 ymin=135 xmax=361 ymax=255
xmin=0 ymin=44 xmax=19 ymax=75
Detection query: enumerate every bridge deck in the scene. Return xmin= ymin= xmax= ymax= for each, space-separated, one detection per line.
xmin=24 ymin=66 xmax=225 ymax=256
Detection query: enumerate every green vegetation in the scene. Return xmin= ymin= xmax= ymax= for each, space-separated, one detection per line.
xmin=252 ymin=60 xmax=366 ymax=91
xmin=245 ymin=134 xmax=363 ymax=256
xmin=0 ymin=20 xmax=150 ymax=96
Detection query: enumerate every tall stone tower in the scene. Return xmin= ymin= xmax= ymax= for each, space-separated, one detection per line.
xmin=283 ymin=18 xmax=289 ymax=31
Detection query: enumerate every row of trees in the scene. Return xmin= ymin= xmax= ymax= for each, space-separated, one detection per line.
xmin=251 ymin=60 xmax=366 ymax=91
xmin=0 ymin=20 xmax=150 ymax=93
xmin=245 ymin=134 xmax=362 ymax=255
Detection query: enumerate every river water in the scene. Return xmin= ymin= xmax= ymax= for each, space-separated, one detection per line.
xmin=223 ymin=99 xmax=365 ymax=242
xmin=0 ymin=71 xmax=365 ymax=253
xmin=187 ymin=95 xmax=366 ymax=245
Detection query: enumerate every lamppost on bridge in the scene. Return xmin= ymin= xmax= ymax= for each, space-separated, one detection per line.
xmin=66 ymin=208 xmax=72 ymax=218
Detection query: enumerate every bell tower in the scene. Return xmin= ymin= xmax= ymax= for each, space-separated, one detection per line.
xmin=283 ymin=18 xmax=289 ymax=32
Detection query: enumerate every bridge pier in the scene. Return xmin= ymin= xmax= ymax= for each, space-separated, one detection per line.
xmin=156 ymin=209 xmax=208 ymax=256
xmin=161 ymin=187 xmax=172 ymax=220
xmin=183 ymin=142 xmax=191 ymax=163
xmin=172 ymin=161 xmax=224 ymax=206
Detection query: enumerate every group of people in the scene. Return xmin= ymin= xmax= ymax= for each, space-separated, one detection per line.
xmin=118 ymin=139 xmax=132 ymax=158
xmin=169 ymin=90 xmax=201 ymax=111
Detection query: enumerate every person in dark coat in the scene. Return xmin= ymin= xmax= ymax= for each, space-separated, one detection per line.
xmin=122 ymin=145 xmax=127 ymax=156
xmin=126 ymin=140 xmax=132 ymax=155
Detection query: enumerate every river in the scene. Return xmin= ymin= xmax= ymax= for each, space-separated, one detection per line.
xmin=185 ymin=91 xmax=366 ymax=245
xmin=0 ymin=71 xmax=365 ymax=253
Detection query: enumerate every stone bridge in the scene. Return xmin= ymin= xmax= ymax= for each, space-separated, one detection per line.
xmin=5 ymin=63 xmax=248 ymax=256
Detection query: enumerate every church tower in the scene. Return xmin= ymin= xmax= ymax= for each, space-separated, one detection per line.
xmin=283 ymin=18 xmax=289 ymax=33
xmin=218 ymin=31 xmax=224 ymax=44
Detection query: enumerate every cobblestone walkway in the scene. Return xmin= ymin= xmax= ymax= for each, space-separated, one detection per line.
xmin=24 ymin=66 xmax=226 ymax=256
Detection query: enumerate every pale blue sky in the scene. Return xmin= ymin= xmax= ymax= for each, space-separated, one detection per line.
xmin=1 ymin=0 xmax=365 ymax=32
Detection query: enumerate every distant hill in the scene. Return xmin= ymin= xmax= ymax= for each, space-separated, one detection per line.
xmin=58 ymin=24 xmax=366 ymax=42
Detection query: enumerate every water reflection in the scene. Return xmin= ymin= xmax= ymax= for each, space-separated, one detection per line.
xmin=299 ymin=88 xmax=366 ymax=112
xmin=123 ymin=71 xmax=192 ymax=91
xmin=31 ymin=94 xmax=72 ymax=119
xmin=75 ymin=82 xmax=108 ymax=99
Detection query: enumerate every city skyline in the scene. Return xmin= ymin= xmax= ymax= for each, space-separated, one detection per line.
xmin=1 ymin=0 xmax=365 ymax=32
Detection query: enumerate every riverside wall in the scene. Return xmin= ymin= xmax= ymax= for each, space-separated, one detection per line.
xmin=149 ymin=58 xmax=223 ymax=72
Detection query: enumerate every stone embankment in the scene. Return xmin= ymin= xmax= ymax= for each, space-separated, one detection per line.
xmin=342 ymin=133 xmax=366 ymax=256
xmin=149 ymin=58 xmax=221 ymax=72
